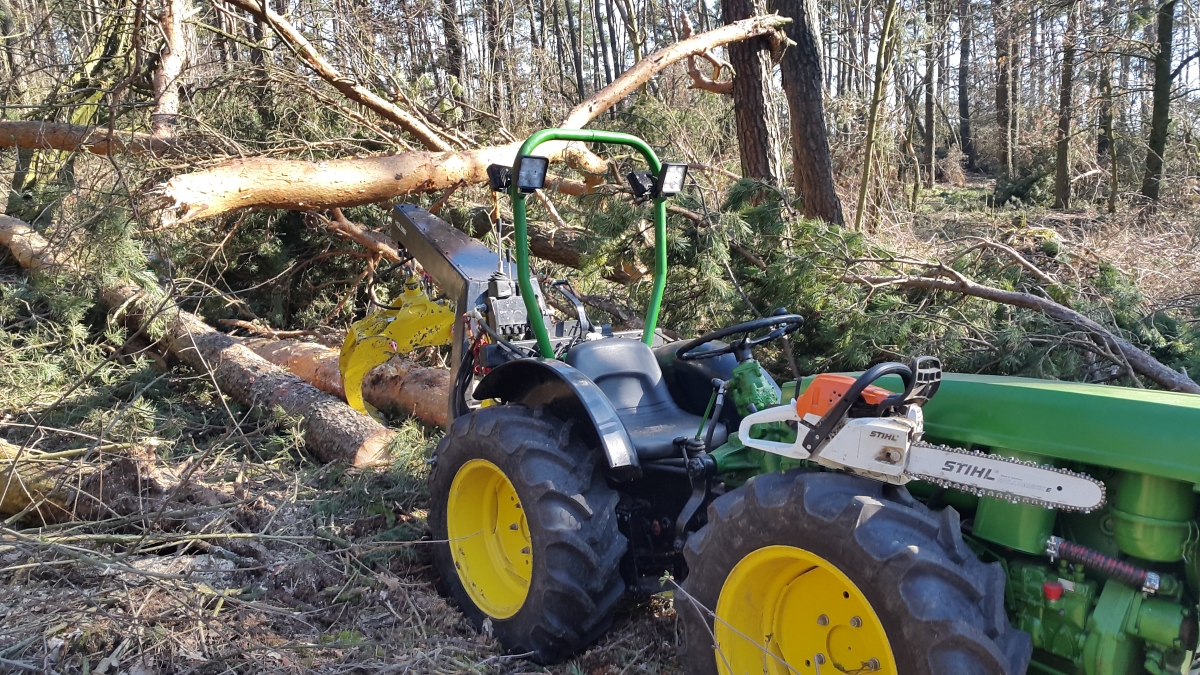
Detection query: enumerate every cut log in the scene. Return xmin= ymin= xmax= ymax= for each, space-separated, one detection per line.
xmin=0 ymin=120 xmax=173 ymax=157
xmin=157 ymin=15 xmax=791 ymax=223
xmin=1 ymin=216 xmax=395 ymax=466
xmin=165 ymin=313 xmax=395 ymax=465
xmin=242 ymin=339 xmax=450 ymax=428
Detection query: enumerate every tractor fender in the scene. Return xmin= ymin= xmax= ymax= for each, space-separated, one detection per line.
xmin=474 ymin=358 xmax=641 ymax=481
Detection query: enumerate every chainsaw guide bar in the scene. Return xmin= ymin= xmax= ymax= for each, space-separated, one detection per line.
xmin=906 ymin=442 xmax=1108 ymax=512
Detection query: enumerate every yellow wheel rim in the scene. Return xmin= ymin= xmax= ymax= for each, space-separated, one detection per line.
xmin=446 ymin=459 xmax=533 ymax=619
xmin=714 ymin=545 xmax=897 ymax=675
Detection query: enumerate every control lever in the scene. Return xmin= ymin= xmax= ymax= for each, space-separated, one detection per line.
xmin=550 ymin=280 xmax=593 ymax=333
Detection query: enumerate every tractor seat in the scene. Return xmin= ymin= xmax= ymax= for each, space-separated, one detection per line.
xmin=565 ymin=338 xmax=727 ymax=461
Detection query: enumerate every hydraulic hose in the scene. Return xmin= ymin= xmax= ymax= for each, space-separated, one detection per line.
xmin=1046 ymin=536 xmax=1175 ymax=595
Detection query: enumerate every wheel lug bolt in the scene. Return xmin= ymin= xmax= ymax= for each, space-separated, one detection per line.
xmin=815 ymin=654 xmax=826 ymax=665
xmin=510 ymin=523 xmax=519 ymax=530
xmin=817 ymin=614 xmax=829 ymax=626
xmin=850 ymin=616 xmax=862 ymax=628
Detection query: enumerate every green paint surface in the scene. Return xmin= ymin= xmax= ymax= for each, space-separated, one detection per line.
xmin=826 ymin=373 xmax=1200 ymax=487
xmin=511 ymin=129 xmax=666 ymax=357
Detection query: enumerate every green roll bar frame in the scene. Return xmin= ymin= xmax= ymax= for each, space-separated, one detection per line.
xmin=510 ymin=128 xmax=669 ymax=358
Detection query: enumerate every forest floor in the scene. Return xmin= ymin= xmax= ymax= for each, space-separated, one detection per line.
xmin=3 ymin=184 xmax=1199 ymax=674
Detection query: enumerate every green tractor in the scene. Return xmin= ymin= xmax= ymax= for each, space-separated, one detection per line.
xmin=383 ymin=129 xmax=1198 ymax=675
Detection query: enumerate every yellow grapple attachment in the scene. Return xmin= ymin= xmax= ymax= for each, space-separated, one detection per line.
xmin=339 ymin=284 xmax=454 ymax=415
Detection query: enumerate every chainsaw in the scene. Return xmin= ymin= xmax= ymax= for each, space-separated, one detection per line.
xmin=738 ymin=357 xmax=1107 ymax=512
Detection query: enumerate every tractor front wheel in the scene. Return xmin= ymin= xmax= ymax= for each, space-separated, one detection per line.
xmin=678 ymin=470 xmax=1031 ymax=675
xmin=428 ymin=404 xmax=626 ymax=663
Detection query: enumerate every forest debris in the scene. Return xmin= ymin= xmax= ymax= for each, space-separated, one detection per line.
xmin=843 ymin=264 xmax=1200 ymax=394
xmin=156 ymin=14 xmax=791 ymax=223
xmin=0 ymin=439 xmax=233 ymax=526
xmin=0 ymin=216 xmax=396 ymax=467
xmin=220 ymin=0 xmax=452 ymax=152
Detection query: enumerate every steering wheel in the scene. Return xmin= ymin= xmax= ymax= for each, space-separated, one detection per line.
xmin=675 ymin=312 xmax=804 ymax=362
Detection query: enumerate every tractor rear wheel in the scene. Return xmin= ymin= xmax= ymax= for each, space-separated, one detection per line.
xmin=678 ymin=470 xmax=1031 ymax=675
xmin=428 ymin=404 xmax=626 ymax=663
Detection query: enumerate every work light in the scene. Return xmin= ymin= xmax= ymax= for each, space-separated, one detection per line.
xmin=515 ymin=155 xmax=550 ymax=193
xmin=656 ymin=163 xmax=689 ymax=196
xmin=627 ymin=171 xmax=655 ymax=199
xmin=486 ymin=164 xmax=511 ymax=192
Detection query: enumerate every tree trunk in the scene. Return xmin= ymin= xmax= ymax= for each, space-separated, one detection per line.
xmin=775 ymin=0 xmax=846 ymax=224
xmin=158 ymin=16 xmax=791 ymax=223
xmin=440 ymin=0 xmax=465 ymax=92
xmin=150 ymin=0 xmax=186 ymax=139
xmin=0 ymin=120 xmax=172 ymax=156
xmin=1053 ymin=0 xmax=1078 ymax=209
xmin=1141 ymin=0 xmax=1175 ymax=201
xmin=564 ymin=0 xmax=587 ymax=99
xmin=992 ymin=0 xmax=1012 ymax=173
xmin=852 ymin=0 xmax=899 ymax=230
xmin=922 ymin=0 xmax=935 ymax=187
xmin=723 ymin=0 xmax=783 ymax=181
xmin=1 ymin=216 xmax=395 ymax=467
xmin=243 ymin=340 xmax=450 ymax=428
xmin=957 ymin=0 xmax=975 ymax=169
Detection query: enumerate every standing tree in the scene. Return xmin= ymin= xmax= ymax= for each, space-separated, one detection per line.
xmin=923 ymin=0 xmax=936 ymax=187
xmin=775 ymin=0 xmax=845 ymax=224
xmin=992 ymin=0 xmax=1013 ymax=173
xmin=1141 ymin=0 xmax=1176 ymax=201
xmin=1053 ymin=0 xmax=1078 ymax=209
xmin=957 ymin=0 xmax=976 ymax=169
xmin=721 ymin=0 xmax=783 ymax=181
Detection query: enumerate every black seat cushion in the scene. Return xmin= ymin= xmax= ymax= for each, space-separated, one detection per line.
xmin=565 ymin=339 xmax=727 ymax=460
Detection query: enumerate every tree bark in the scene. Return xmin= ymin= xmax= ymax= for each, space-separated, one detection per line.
xmin=922 ymin=0 xmax=935 ymax=187
xmin=992 ymin=0 xmax=1012 ymax=173
xmin=775 ymin=0 xmax=845 ymax=224
xmin=220 ymin=0 xmax=451 ymax=152
xmin=1053 ymin=0 xmax=1078 ymax=209
xmin=150 ymin=0 xmax=186 ymax=139
xmin=158 ymin=16 xmax=791 ymax=223
xmin=853 ymin=0 xmax=899 ymax=230
xmin=843 ymin=270 xmax=1200 ymax=394
xmin=957 ymin=0 xmax=975 ymax=169
xmin=242 ymin=340 xmax=450 ymax=428
xmin=722 ymin=0 xmax=782 ymax=181
xmin=1141 ymin=0 xmax=1176 ymax=201
xmin=1 ymin=216 xmax=395 ymax=467
xmin=440 ymin=0 xmax=465 ymax=92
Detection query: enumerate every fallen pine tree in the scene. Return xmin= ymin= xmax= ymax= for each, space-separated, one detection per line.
xmin=156 ymin=14 xmax=791 ymax=224
xmin=2 ymin=215 xmax=396 ymax=467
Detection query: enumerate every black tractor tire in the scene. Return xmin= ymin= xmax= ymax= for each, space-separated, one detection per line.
xmin=678 ymin=470 xmax=1031 ymax=675
xmin=428 ymin=404 xmax=627 ymax=664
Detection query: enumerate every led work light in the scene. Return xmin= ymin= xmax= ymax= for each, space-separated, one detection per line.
xmin=515 ymin=155 xmax=550 ymax=193
xmin=656 ymin=163 xmax=689 ymax=196
xmin=626 ymin=171 xmax=655 ymax=199
xmin=486 ymin=164 xmax=512 ymax=192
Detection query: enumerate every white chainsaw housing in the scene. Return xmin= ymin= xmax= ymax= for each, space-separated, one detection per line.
xmin=810 ymin=416 xmax=920 ymax=484
xmin=738 ymin=401 xmax=923 ymax=484
xmin=737 ymin=399 xmax=1106 ymax=511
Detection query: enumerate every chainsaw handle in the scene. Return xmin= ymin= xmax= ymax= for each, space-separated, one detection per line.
xmin=737 ymin=401 xmax=812 ymax=459
xmin=801 ymin=362 xmax=913 ymax=454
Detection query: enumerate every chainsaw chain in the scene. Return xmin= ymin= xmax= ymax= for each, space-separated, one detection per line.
xmin=906 ymin=442 xmax=1108 ymax=513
